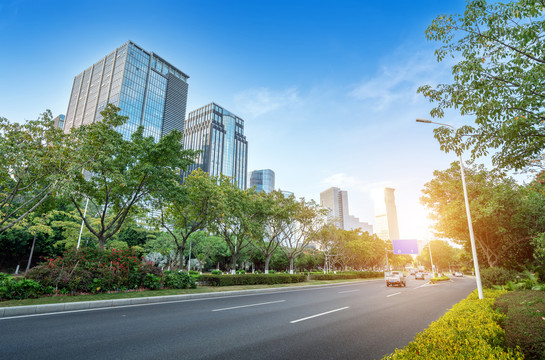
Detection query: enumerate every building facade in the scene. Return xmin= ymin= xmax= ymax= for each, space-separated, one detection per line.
xmin=249 ymin=169 xmax=275 ymax=193
xmin=52 ymin=114 xmax=65 ymax=130
xmin=320 ymin=187 xmax=372 ymax=232
xmin=183 ymin=103 xmax=248 ymax=189
xmin=64 ymin=41 xmax=189 ymax=142
xmin=374 ymin=187 xmax=400 ymax=241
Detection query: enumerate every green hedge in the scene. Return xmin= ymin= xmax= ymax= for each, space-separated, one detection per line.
xmin=480 ymin=267 xmax=520 ymax=288
xmin=199 ymin=273 xmax=306 ymax=286
xmin=310 ymin=271 xmax=383 ymax=281
xmin=0 ymin=273 xmax=55 ymax=300
xmin=382 ymin=289 xmax=523 ymax=359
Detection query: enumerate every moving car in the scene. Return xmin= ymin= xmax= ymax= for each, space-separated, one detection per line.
xmin=415 ymin=272 xmax=425 ymax=280
xmin=454 ymin=272 xmax=463 ymax=277
xmin=386 ymin=271 xmax=406 ymax=287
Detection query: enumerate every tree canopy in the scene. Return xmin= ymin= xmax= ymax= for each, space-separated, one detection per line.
xmin=418 ymin=0 xmax=545 ymax=170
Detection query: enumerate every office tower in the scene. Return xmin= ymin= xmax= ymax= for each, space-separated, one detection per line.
xmin=64 ymin=41 xmax=189 ymax=142
xmin=249 ymin=169 xmax=275 ymax=193
xmin=280 ymin=190 xmax=294 ymax=198
xmin=52 ymin=114 xmax=65 ymax=130
xmin=183 ymin=103 xmax=248 ymax=189
xmin=320 ymin=187 xmax=372 ymax=232
xmin=374 ymin=187 xmax=400 ymax=241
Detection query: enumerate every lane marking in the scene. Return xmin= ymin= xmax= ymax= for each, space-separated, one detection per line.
xmin=338 ymin=289 xmax=360 ymax=294
xmin=387 ymin=292 xmax=401 ymax=297
xmin=0 ymin=279 xmax=383 ymax=320
xmin=290 ymin=306 xmax=349 ymax=324
xmin=212 ymin=300 xmax=285 ymax=312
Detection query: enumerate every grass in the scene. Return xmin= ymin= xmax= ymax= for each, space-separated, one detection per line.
xmin=0 ymin=277 xmax=375 ymax=308
xmin=494 ymin=290 xmax=545 ymax=360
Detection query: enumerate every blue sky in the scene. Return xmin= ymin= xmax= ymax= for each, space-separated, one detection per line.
xmin=1 ymin=0 xmax=489 ymax=239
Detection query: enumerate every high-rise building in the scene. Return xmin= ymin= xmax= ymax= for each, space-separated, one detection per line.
xmin=52 ymin=114 xmax=65 ymax=130
xmin=320 ymin=187 xmax=372 ymax=232
xmin=64 ymin=41 xmax=189 ymax=142
xmin=374 ymin=187 xmax=400 ymax=241
xmin=183 ymin=103 xmax=248 ymax=189
xmin=249 ymin=169 xmax=275 ymax=193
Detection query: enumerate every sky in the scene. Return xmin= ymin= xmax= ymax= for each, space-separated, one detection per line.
xmin=1 ymin=0 xmax=502 ymax=240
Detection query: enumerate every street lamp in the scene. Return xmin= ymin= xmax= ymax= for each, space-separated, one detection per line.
xmin=416 ymin=118 xmax=484 ymax=299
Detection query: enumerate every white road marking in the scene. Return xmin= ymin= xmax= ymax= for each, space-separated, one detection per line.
xmin=290 ymin=306 xmax=349 ymax=324
xmin=338 ymin=289 xmax=360 ymax=294
xmin=212 ymin=300 xmax=285 ymax=312
xmin=387 ymin=292 xmax=401 ymax=297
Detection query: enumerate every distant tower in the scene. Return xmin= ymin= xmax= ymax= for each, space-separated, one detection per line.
xmin=249 ymin=169 xmax=275 ymax=193
xmin=320 ymin=187 xmax=372 ymax=232
xmin=374 ymin=187 xmax=400 ymax=240
xmin=52 ymin=114 xmax=65 ymax=130
xmin=182 ymin=103 xmax=248 ymax=189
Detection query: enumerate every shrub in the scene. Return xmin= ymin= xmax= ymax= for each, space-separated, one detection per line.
xmin=26 ymin=248 xmax=163 ymax=293
xmin=163 ymin=271 xmax=196 ymax=289
xmin=211 ymin=270 xmax=222 ymax=275
xmin=382 ymin=289 xmax=523 ymax=359
xmin=199 ymin=274 xmax=306 ymax=286
xmin=0 ymin=274 xmax=54 ymax=300
xmin=310 ymin=271 xmax=383 ymax=281
xmin=480 ymin=267 xmax=519 ymax=288
xmin=495 ymin=290 xmax=545 ymax=360
xmin=142 ymin=273 xmax=162 ymax=290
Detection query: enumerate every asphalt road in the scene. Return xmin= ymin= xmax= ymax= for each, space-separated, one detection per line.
xmin=1 ymin=276 xmax=476 ymax=360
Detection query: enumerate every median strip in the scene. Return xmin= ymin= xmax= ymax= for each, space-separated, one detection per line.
xmin=290 ymin=306 xmax=349 ymax=324
xmin=212 ymin=300 xmax=286 ymax=312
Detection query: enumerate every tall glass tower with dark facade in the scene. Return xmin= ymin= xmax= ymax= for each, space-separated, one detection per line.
xmin=64 ymin=41 xmax=189 ymax=142
xmin=183 ymin=103 xmax=248 ymax=189
xmin=249 ymin=169 xmax=275 ymax=193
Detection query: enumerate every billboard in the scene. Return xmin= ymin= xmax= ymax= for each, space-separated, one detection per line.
xmin=392 ymin=239 xmax=419 ymax=255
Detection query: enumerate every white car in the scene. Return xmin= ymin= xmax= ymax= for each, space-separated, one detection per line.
xmin=454 ymin=272 xmax=463 ymax=277
xmin=415 ymin=272 xmax=425 ymax=280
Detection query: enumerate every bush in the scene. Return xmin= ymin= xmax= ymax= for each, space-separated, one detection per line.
xmin=310 ymin=271 xmax=383 ymax=281
xmin=480 ymin=267 xmax=520 ymax=288
xmin=0 ymin=273 xmax=54 ymax=300
xmin=142 ymin=273 xmax=162 ymax=290
xmin=382 ymin=289 xmax=523 ymax=359
xmin=199 ymin=274 xmax=306 ymax=286
xmin=163 ymin=271 xmax=196 ymax=289
xmin=495 ymin=290 xmax=545 ymax=360
xmin=26 ymin=247 xmax=163 ymax=293
xmin=211 ymin=270 xmax=222 ymax=275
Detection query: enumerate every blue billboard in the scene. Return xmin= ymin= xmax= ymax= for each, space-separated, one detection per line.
xmin=392 ymin=239 xmax=420 ymax=255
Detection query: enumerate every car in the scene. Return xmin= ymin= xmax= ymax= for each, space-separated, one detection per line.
xmin=415 ymin=272 xmax=425 ymax=280
xmin=386 ymin=271 xmax=407 ymax=287
xmin=454 ymin=272 xmax=463 ymax=277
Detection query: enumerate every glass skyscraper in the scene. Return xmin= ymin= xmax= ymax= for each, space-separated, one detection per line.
xmin=183 ymin=103 xmax=248 ymax=189
xmin=64 ymin=41 xmax=189 ymax=142
xmin=249 ymin=169 xmax=275 ymax=193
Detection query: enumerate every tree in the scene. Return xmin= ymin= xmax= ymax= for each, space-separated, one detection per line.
xmin=209 ymin=177 xmax=259 ymax=274
xmin=155 ymin=169 xmax=218 ymax=268
xmin=0 ymin=111 xmax=70 ymax=233
xmin=418 ymin=0 xmax=545 ymax=171
xmin=421 ymin=162 xmax=535 ymax=268
xmin=250 ymin=190 xmax=296 ymax=274
xmin=62 ymin=104 xmax=195 ymax=249
xmin=417 ymin=240 xmax=458 ymax=273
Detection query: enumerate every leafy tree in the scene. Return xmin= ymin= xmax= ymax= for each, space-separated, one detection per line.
xmin=279 ymin=198 xmax=324 ymax=274
xmin=155 ymin=168 xmax=218 ymax=269
xmin=416 ymin=240 xmax=458 ymax=273
xmin=0 ymin=111 xmax=70 ymax=233
xmin=251 ymin=190 xmax=296 ymax=273
xmin=418 ymin=0 xmax=545 ymax=170
xmin=62 ymin=104 xmax=195 ymax=249
xmin=209 ymin=177 xmax=260 ymax=274
xmin=421 ymin=162 xmax=535 ymax=268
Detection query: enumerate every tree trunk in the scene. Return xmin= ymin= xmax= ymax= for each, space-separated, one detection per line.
xmin=264 ymin=255 xmax=271 ymax=274
xmin=289 ymin=257 xmax=295 ymax=274
xmin=231 ymin=255 xmax=237 ymax=275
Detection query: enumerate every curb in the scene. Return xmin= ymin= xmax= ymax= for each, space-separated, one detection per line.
xmin=0 ymin=280 xmax=380 ymax=318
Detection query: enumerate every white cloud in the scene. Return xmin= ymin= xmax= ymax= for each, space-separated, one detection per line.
xmin=233 ymin=87 xmax=301 ymax=118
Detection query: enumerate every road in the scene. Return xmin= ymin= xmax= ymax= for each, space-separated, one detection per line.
xmin=1 ymin=276 xmax=476 ymax=360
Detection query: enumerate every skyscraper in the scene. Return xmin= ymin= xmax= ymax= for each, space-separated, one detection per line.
xmin=52 ymin=114 xmax=65 ymax=130
xmin=249 ymin=169 xmax=275 ymax=193
xmin=183 ymin=103 xmax=248 ymax=189
xmin=320 ymin=187 xmax=372 ymax=232
xmin=374 ymin=187 xmax=400 ymax=241
xmin=64 ymin=41 xmax=189 ymax=142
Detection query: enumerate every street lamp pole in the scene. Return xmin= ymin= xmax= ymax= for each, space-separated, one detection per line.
xmin=416 ymin=118 xmax=484 ymax=299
